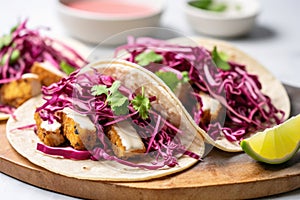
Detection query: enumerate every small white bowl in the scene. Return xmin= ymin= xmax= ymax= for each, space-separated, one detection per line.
xmin=56 ymin=0 xmax=166 ymax=45
xmin=184 ymin=0 xmax=260 ymax=37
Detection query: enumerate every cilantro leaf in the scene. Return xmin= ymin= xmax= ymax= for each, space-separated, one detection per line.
xmin=135 ymin=50 xmax=163 ymax=66
xmin=108 ymin=80 xmax=121 ymax=94
xmin=2 ymin=34 xmax=12 ymax=46
xmin=108 ymin=92 xmax=129 ymax=115
xmin=132 ymin=87 xmax=151 ymax=120
xmin=60 ymin=61 xmax=76 ymax=75
xmin=0 ymin=34 xmax=12 ymax=50
xmin=0 ymin=22 xmax=19 ymax=50
xmin=155 ymin=71 xmax=180 ymax=92
xmin=181 ymin=71 xmax=190 ymax=83
xmin=91 ymin=81 xmax=129 ymax=115
xmin=10 ymin=24 xmax=18 ymax=34
xmin=155 ymin=71 xmax=190 ymax=92
xmin=91 ymin=85 xmax=108 ymax=96
xmin=211 ymin=46 xmax=231 ymax=71
xmin=0 ymin=49 xmax=20 ymax=65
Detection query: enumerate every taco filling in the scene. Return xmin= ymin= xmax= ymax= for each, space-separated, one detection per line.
xmin=114 ymin=37 xmax=287 ymax=150
xmin=33 ymin=65 xmax=201 ymax=169
xmin=0 ymin=20 xmax=87 ymax=117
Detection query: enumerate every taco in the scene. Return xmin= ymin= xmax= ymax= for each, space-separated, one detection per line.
xmin=6 ymin=59 xmax=205 ymax=181
xmin=114 ymin=37 xmax=290 ymax=152
xmin=0 ymin=20 xmax=87 ymax=120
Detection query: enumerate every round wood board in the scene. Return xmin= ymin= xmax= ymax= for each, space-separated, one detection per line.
xmin=0 ymin=84 xmax=299 ymax=200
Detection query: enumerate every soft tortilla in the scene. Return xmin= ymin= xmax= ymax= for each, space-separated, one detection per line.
xmin=6 ymin=59 xmax=205 ymax=182
xmin=168 ymin=37 xmax=291 ymax=152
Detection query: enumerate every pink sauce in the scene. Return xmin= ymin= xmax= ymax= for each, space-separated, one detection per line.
xmin=65 ymin=0 xmax=156 ymax=17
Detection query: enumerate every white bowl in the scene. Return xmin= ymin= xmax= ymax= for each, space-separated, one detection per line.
xmin=56 ymin=0 xmax=166 ymax=45
xmin=184 ymin=0 xmax=260 ymax=37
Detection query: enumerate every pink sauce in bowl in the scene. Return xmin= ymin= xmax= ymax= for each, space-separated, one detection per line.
xmin=57 ymin=0 xmax=165 ymax=44
xmin=64 ymin=0 xmax=158 ymax=18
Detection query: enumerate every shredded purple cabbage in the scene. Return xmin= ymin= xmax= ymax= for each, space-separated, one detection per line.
xmin=37 ymin=143 xmax=92 ymax=160
xmin=0 ymin=105 xmax=16 ymax=119
xmin=36 ymin=69 xmax=200 ymax=169
xmin=114 ymin=37 xmax=285 ymax=142
xmin=0 ymin=19 xmax=87 ymax=114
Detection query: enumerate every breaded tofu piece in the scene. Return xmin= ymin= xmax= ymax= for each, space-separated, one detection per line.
xmin=34 ymin=112 xmax=65 ymax=147
xmin=31 ymin=61 xmax=65 ymax=86
xmin=0 ymin=73 xmax=41 ymax=108
xmin=61 ymin=108 xmax=97 ymax=150
xmin=107 ymin=120 xmax=146 ymax=159
xmin=198 ymin=92 xmax=225 ymax=124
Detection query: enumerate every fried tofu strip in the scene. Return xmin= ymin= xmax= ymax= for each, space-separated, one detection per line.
xmin=31 ymin=61 xmax=65 ymax=86
xmin=34 ymin=112 xmax=65 ymax=147
xmin=107 ymin=121 xmax=146 ymax=159
xmin=35 ymin=107 xmax=144 ymax=156
xmin=0 ymin=73 xmax=41 ymax=108
xmin=61 ymin=108 xmax=97 ymax=150
xmin=199 ymin=92 xmax=225 ymax=124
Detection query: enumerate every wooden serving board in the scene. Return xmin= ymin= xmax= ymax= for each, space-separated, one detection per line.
xmin=1 ymin=84 xmax=300 ymax=200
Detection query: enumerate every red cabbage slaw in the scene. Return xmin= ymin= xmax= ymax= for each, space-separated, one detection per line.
xmin=114 ymin=37 xmax=285 ymax=142
xmin=35 ymin=69 xmax=200 ymax=169
xmin=0 ymin=19 xmax=87 ymax=113
xmin=0 ymin=105 xmax=15 ymax=118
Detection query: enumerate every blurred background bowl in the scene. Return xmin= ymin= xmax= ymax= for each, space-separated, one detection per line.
xmin=57 ymin=0 xmax=166 ymax=45
xmin=184 ymin=0 xmax=260 ymax=37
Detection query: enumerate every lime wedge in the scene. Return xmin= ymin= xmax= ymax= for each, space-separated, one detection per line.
xmin=240 ymin=114 xmax=300 ymax=164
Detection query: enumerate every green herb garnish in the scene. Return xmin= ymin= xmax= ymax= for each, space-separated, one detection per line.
xmin=135 ymin=50 xmax=163 ymax=66
xmin=91 ymin=80 xmax=129 ymax=115
xmin=132 ymin=87 xmax=151 ymax=120
xmin=10 ymin=24 xmax=18 ymax=34
xmin=189 ymin=0 xmax=211 ymax=9
xmin=0 ymin=49 xmax=20 ymax=65
xmin=188 ymin=0 xmax=227 ymax=12
xmin=155 ymin=71 xmax=181 ymax=92
xmin=91 ymin=85 xmax=107 ymax=96
xmin=181 ymin=71 xmax=190 ymax=83
xmin=155 ymin=71 xmax=190 ymax=92
xmin=60 ymin=61 xmax=76 ymax=75
xmin=0 ymin=34 xmax=13 ymax=50
xmin=211 ymin=46 xmax=231 ymax=71
xmin=0 ymin=22 xmax=18 ymax=50
xmin=108 ymin=90 xmax=129 ymax=115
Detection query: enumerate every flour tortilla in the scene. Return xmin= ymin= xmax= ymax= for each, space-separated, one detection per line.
xmin=168 ymin=37 xmax=291 ymax=152
xmin=6 ymin=59 xmax=205 ymax=182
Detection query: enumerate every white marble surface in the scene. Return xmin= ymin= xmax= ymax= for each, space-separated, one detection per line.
xmin=1 ymin=0 xmax=300 ymax=199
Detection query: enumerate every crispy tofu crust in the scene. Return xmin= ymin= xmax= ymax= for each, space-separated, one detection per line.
xmin=31 ymin=62 xmax=64 ymax=86
xmin=107 ymin=126 xmax=146 ymax=159
xmin=61 ymin=112 xmax=97 ymax=150
xmin=34 ymin=112 xmax=65 ymax=147
xmin=34 ymin=111 xmax=97 ymax=150
xmin=0 ymin=74 xmax=41 ymax=108
xmin=107 ymin=127 xmax=127 ymax=158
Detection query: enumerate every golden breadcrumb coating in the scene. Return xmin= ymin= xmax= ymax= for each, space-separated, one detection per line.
xmin=31 ymin=62 xmax=64 ymax=86
xmin=61 ymin=112 xmax=97 ymax=150
xmin=34 ymin=112 xmax=66 ymax=147
xmin=0 ymin=75 xmax=41 ymax=108
xmin=107 ymin=125 xmax=146 ymax=159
